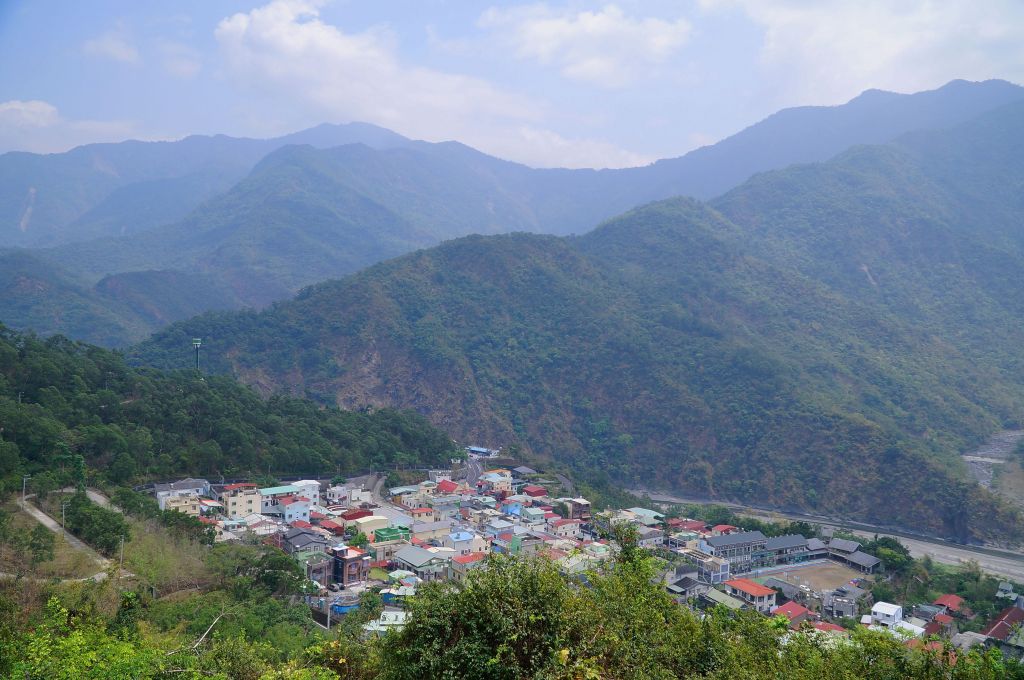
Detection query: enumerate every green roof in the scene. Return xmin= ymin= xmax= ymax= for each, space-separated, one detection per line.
xmin=704 ymin=589 xmax=745 ymax=610
xmin=259 ymin=485 xmax=299 ymax=496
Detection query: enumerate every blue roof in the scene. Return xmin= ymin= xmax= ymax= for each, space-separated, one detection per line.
xmin=449 ymin=531 xmax=475 ymax=541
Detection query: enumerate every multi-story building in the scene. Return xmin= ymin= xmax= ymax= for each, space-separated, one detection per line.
xmin=700 ymin=531 xmax=769 ymax=574
xmin=637 ymin=526 xmax=665 ymax=548
xmin=369 ymin=526 xmax=411 ymax=565
xmin=329 ymin=544 xmax=371 ymax=587
xmin=164 ymin=494 xmax=200 ymax=516
xmin=723 ymin=578 xmax=777 ymax=613
xmin=222 ymin=488 xmax=262 ymax=519
xmin=764 ymin=534 xmax=810 ymax=565
xmin=154 ymin=478 xmax=210 ymax=510
xmin=277 ymin=496 xmax=312 ymax=524
xmin=681 ymin=548 xmax=730 ymax=584
xmin=549 ymin=518 xmax=583 ymax=540
xmin=443 ymin=530 xmax=489 ymax=556
xmin=259 ymin=485 xmax=301 ymax=514
xmin=292 ymin=480 xmax=322 ymax=504
xmin=448 ymin=552 xmax=487 ymax=582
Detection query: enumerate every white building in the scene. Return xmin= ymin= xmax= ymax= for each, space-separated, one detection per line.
xmin=871 ymin=602 xmax=903 ymax=628
xmin=292 ymin=480 xmax=322 ymax=504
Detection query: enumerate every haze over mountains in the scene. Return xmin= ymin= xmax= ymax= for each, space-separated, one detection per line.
xmin=5 ymin=79 xmax=1024 ymax=542
xmin=2 ymin=79 xmax=1022 ymax=345
xmin=131 ymin=94 xmax=1024 ymax=543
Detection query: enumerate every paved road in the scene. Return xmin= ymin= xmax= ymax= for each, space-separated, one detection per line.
xmin=635 ymin=489 xmax=1024 ymax=581
xmin=466 ymin=458 xmax=483 ymax=489
xmin=554 ymin=473 xmax=576 ymax=496
xmin=19 ymin=497 xmax=111 ymax=580
xmin=57 ymin=487 xmax=118 ymax=510
xmin=86 ymin=488 xmax=116 ymax=509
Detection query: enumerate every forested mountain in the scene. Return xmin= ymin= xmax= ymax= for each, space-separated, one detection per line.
xmin=0 ymin=323 xmax=458 ymax=496
xmin=132 ymin=99 xmax=1024 ymax=543
xmin=2 ymin=80 xmax=1019 ymax=347
xmin=0 ymin=122 xmax=411 ymax=248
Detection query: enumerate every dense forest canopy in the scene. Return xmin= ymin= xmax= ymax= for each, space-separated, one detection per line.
xmin=0 ymin=324 xmax=459 ymax=495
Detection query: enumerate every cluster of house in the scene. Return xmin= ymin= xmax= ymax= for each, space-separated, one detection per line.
xmin=645 ymin=513 xmax=1024 ymax=658
xmin=151 ymin=467 xmax=612 ymax=634
xmin=601 ymin=506 xmax=883 ymax=584
xmin=152 ymin=474 xmax=1024 ymax=654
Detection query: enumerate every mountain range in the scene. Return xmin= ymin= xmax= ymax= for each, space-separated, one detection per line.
xmin=2 ymin=79 xmax=1021 ymax=345
xmin=131 ymin=97 xmax=1024 ymax=544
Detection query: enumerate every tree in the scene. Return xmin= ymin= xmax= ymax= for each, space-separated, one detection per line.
xmin=349 ymin=532 xmax=369 ymax=549
xmin=28 ymin=524 xmax=55 ymax=565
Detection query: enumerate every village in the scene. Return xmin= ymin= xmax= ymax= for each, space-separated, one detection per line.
xmin=148 ymin=448 xmax=1024 ymax=659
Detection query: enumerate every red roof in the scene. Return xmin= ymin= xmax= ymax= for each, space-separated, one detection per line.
xmin=340 ymin=508 xmax=372 ymax=521
xmin=522 ymin=485 xmax=547 ymax=496
xmin=410 ymin=507 xmax=433 ymax=515
xmin=775 ymin=601 xmax=810 ymax=621
xmin=310 ymin=511 xmax=327 ymax=520
xmin=290 ymin=520 xmax=313 ymax=529
xmin=724 ymin=578 xmax=775 ymax=598
xmin=453 ymin=552 xmax=487 ymax=565
xmin=934 ymin=613 xmax=953 ymax=624
xmin=436 ymin=479 xmax=459 ymax=493
xmin=223 ymin=483 xmax=257 ymax=491
xmin=933 ymin=594 xmax=965 ymax=612
xmin=980 ymin=606 xmax=1024 ymax=640
xmin=713 ymin=524 xmax=738 ymax=534
xmin=544 ymin=512 xmax=559 ymax=519
xmin=320 ymin=519 xmax=344 ymax=532
xmin=811 ymin=622 xmax=846 ymax=634
xmin=551 ymin=518 xmax=582 ymax=527
xmin=279 ymin=496 xmax=310 ymax=506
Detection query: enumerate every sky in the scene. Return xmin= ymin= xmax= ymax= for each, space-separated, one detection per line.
xmin=1 ymin=0 xmax=1023 ymax=168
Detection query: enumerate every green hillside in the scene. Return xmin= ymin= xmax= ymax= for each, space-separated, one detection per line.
xmin=0 ymin=323 xmax=457 ymax=495
xmin=0 ymin=250 xmax=153 ymax=346
xmin=130 ymin=101 xmax=1024 ymax=542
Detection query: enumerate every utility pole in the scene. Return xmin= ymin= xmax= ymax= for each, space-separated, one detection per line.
xmin=192 ymin=338 xmax=202 ymax=373
xmin=21 ymin=475 xmax=30 ymax=506
xmin=61 ymin=500 xmax=69 ymax=529
xmin=119 ymin=535 xmax=125 ymax=577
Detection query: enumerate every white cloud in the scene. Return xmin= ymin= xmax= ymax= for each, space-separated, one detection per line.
xmin=0 ymin=100 xmax=141 ymax=153
xmin=0 ymin=100 xmax=60 ymax=128
xmin=83 ymin=23 xmax=140 ymax=64
xmin=704 ymin=0 xmax=1024 ymax=104
xmin=159 ymin=41 xmax=202 ymax=79
xmin=214 ymin=0 xmax=649 ymax=168
xmin=479 ymin=4 xmax=691 ymax=88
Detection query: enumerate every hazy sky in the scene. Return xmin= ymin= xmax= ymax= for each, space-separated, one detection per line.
xmin=1 ymin=0 xmax=1022 ymax=167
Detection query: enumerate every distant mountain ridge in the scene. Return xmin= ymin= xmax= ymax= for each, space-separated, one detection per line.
xmin=0 ymin=122 xmax=412 ymax=248
xmin=129 ymin=98 xmax=1024 ymax=544
xmin=2 ymin=79 xmax=1022 ymax=345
